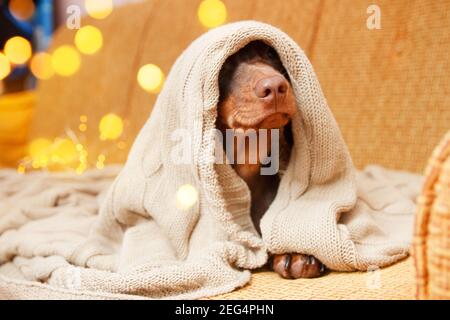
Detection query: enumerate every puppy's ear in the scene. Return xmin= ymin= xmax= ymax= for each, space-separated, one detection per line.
xmin=265 ymin=47 xmax=277 ymax=61
xmin=218 ymin=55 xmax=239 ymax=103
xmin=283 ymin=121 xmax=294 ymax=148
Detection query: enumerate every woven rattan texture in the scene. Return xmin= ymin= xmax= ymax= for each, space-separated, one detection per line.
xmin=207 ymin=258 xmax=414 ymax=299
xmin=30 ymin=0 xmax=450 ymax=174
xmin=414 ymin=130 xmax=450 ymax=299
xmin=309 ymin=0 xmax=450 ymax=173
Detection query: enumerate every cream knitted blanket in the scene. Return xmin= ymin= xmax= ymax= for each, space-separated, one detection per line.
xmin=0 ymin=21 xmax=423 ymax=299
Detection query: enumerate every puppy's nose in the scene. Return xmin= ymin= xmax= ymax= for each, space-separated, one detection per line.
xmin=254 ymin=76 xmax=288 ymax=102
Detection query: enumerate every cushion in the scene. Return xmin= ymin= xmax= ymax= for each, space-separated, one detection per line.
xmin=207 ymin=257 xmax=414 ymax=299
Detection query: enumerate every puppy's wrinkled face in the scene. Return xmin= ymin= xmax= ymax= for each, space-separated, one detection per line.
xmin=218 ymin=41 xmax=297 ymax=130
xmin=217 ymin=41 xmax=296 ymax=179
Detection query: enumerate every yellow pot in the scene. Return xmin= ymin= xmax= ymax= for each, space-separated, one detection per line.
xmin=0 ymin=91 xmax=35 ymax=167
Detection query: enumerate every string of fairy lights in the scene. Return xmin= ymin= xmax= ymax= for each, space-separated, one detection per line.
xmin=1 ymin=0 xmax=227 ymax=208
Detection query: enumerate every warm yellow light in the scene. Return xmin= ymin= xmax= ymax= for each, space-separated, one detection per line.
xmin=137 ymin=64 xmax=164 ymax=93
xmin=0 ymin=53 xmax=11 ymax=80
xmin=51 ymin=45 xmax=81 ymax=77
xmin=28 ymin=138 xmax=52 ymax=165
xmin=85 ymin=0 xmax=113 ymax=20
xmin=80 ymin=115 xmax=87 ymax=122
xmin=198 ymin=0 xmax=227 ymax=29
xmin=76 ymin=155 xmax=87 ymax=174
xmin=96 ymin=154 xmax=106 ymax=169
xmin=75 ymin=25 xmax=103 ymax=55
xmin=79 ymin=154 xmax=87 ymax=163
xmin=4 ymin=36 xmax=32 ymax=64
xmin=30 ymin=52 xmax=54 ymax=80
xmin=50 ymin=138 xmax=78 ymax=164
xmin=79 ymin=123 xmax=87 ymax=131
xmin=17 ymin=164 xmax=26 ymax=174
xmin=99 ymin=113 xmax=123 ymax=140
xmin=9 ymin=0 xmax=35 ymax=21
xmin=176 ymin=184 xmax=199 ymax=210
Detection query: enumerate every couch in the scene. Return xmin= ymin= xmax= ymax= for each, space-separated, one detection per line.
xmin=2 ymin=0 xmax=450 ymax=299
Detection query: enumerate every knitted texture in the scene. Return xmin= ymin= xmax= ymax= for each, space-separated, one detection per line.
xmin=0 ymin=21 xmax=423 ymax=299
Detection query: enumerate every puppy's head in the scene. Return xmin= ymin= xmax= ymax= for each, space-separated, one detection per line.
xmin=217 ymin=41 xmax=297 ymax=130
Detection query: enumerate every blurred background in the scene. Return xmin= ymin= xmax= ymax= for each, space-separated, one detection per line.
xmin=0 ymin=0 xmax=151 ymax=172
xmin=0 ymin=0 xmax=143 ymax=93
xmin=0 ymin=0 xmax=449 ymax=175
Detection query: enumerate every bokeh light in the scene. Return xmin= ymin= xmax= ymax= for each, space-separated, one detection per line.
xmin=17 ymin=164 xmax=26 ymax=174
xmin=0 ymin=53 xmax=11 ymax=80
xmin=75 ymin=143 xmax=88 ymax=174
xmin=28 ymin=138 xmax=52 ymax=167
xmin=137 ymin=64 xmax=164 ymax=93
xmin=176 ymin=184 xmax=199 ymax=210
xmin=30 ymin=52 xmax=54 ymax=80
xmin=79 ymin=123 xmax=87 ymax=131
xmin=85 ymin=0 xmax=113 ymax=20
xmin=27 ymin=138 xmax=84 ymax=170
xmin=96 ymin=154 xmax=106 ymax=169
xmin=75 ymin=25 xmax=103 ymax=55
xmin=51 ymin=138 xmax=78 ymax=165
xmin=99 ymin=113 xmax=124 ymax=140
xmin=51 ymin=45 xmax=81 ymax=77
xmin=198 ymin=0 xmax=227 ymax=29
xmin=9 ymin=0 xmax=35 ymax=21
xmin=4 ymin=36 xmax=32 ymax=65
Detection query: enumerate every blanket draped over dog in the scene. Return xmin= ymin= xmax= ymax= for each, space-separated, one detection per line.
xmin=0 ymin=21 xmax=423 ymax=299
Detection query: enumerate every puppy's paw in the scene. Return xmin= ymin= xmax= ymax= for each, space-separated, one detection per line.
xmin=270 ymin=253 xmax=326 ymax=279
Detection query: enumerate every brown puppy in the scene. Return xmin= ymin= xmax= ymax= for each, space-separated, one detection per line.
xmin=217 ymin=41 xmax=326 ymax=279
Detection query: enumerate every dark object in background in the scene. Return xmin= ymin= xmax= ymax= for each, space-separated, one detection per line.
xmin=0 ymin=0 xmax=53 ymax=93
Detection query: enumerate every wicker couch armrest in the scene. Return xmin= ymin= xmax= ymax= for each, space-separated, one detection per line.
xmin=414 ymin=130 xmax=450 ymax=299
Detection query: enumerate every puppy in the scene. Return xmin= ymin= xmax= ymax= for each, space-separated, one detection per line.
xmin=217 ymin=41 xmax=326 ymax=279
